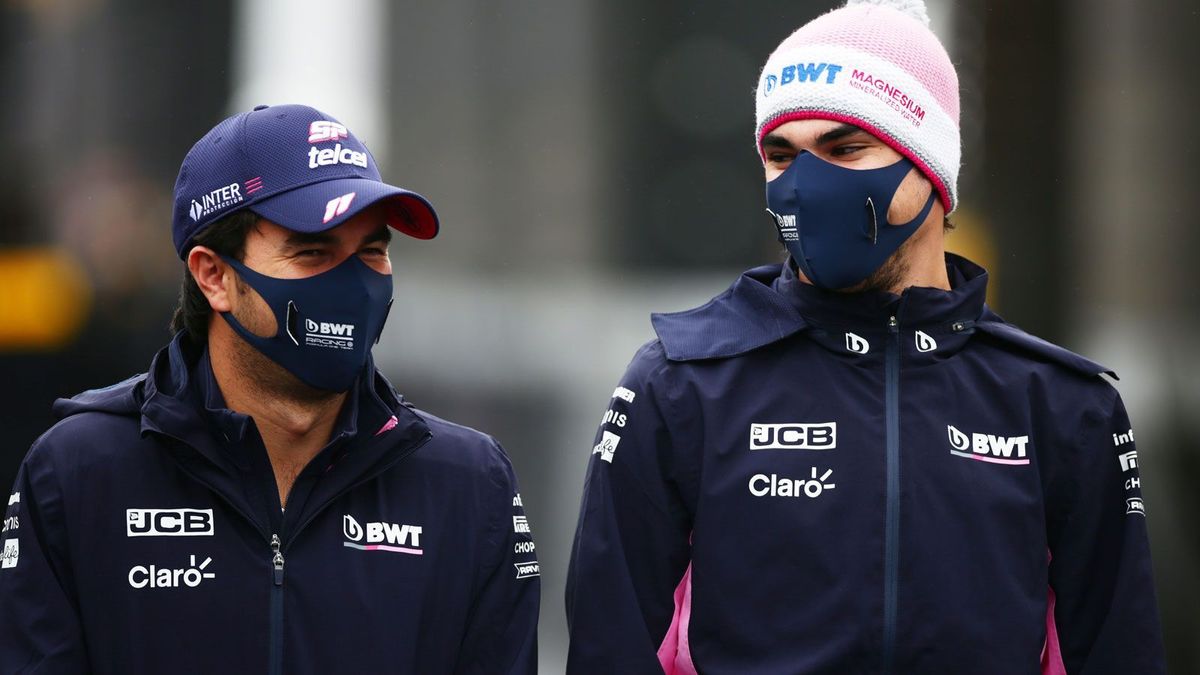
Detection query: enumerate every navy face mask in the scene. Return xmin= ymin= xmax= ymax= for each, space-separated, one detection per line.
xmin=219 ymin=254 xmax=393 ymax=392
xmin=765 ymin=152 xmax=936 ymax=290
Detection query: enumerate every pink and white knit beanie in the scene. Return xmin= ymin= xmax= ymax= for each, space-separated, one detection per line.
xmin=755 ymin=0 xmax=960 ymax=213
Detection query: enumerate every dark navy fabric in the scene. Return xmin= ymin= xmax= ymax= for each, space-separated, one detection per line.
xmin=172 ymin=103 xmax=438 ymax=258
xmin=567 ymin=254 xmax=1163 ymax=674
xmin=765 ymin=153 xmax=936 ymax=290
xmin=0 ymin=335 xmax=539 ymax=674
xmin=219 ymin=253 xmax=395 ymax=392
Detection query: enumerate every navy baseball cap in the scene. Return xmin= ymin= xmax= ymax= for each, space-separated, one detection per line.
xmin=171 ymin=104 xmax=438 ymax=259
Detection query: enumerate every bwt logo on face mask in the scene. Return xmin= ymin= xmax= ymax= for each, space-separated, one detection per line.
xmin=947 ymin=425 xmax=1030 ymax=465
xmin=304 ymin=319 xmax=355 ymax=351
xmin=750 ymin=423 xmax=837 ymax=450
xmin=762 ymin=62 xmax=844 ymax=97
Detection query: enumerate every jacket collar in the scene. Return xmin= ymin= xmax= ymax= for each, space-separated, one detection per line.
xmin=137 ymin=333 xmax=430 ymax=481
xmin=774 ymin=252 xmax=989 ymax=332
xmin=652 ymin=253 xmax=989 ymax=362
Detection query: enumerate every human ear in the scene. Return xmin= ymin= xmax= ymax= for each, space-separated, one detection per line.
xmin=187 ymin=246 xmax=235 ymax=313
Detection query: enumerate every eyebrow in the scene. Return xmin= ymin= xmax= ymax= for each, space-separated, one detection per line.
xmin=762 ymin=123 xmax=868 ymax=153
xmin=282 ymin=230 xmax=336 ymax=248
xmin=363 ymin=225 xmax=392 ymax=246
xmin=761 ymin=133 xmax=794 ymax=151
xmin=281 ymin=224 xmax=392 ymax=249
xmin=816 ymin=123 xmax=867 ymax=145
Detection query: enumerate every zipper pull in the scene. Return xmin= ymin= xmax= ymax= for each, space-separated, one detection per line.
xmin=888 ymin=315 xmax=899 ymax=334
xmin=270 ymin=533 xmax=285 ymax=586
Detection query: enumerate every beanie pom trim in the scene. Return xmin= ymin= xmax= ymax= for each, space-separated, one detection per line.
xmin=845 ymin=0 xmax=931 ymax=27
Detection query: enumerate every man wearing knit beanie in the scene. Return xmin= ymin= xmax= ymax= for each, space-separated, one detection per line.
xmin=566 ymin=1 xmax=1165 ymax=673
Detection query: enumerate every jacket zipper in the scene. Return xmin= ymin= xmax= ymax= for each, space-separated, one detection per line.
xmin=883 ymin=314 xmax=901 ymax=673
xmin=155 ymin=428 xmax=431 ymax=673
xmin=269 ymin=533 xmax=285 ymax=675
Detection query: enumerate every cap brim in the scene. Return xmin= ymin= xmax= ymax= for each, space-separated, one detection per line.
xmin=249 ymin=177 xmax=439 ymax=240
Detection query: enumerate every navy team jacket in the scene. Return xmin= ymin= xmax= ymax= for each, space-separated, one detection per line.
xmin=566 ymin=254 xmax=1164 ymax=674
xmin=0 ymin=335 xmax=539 ymax=674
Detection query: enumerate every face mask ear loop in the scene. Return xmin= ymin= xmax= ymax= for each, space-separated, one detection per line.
xmin=865 ymin=197 xmax=879 ymax=245
xmin=894 ymin=187 xmax=938 ymax=230
xmin=375 ymin=299 xmax=393 ymax=345
xmin=285 ymin=301 xmax=300 ymax=346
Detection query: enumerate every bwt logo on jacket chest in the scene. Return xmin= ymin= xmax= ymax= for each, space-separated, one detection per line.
xmin=342 ymin=515 xmax=424 ymax=556
xmin=947 ymin=425 xmax=1030 ymax=466
xmin=750 ymin=423 xmax=837 ymax=450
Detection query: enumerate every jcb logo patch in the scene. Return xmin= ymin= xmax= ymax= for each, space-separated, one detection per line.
xmin=127 ymin=509 xmax=214 ymax=537
xmin=750 ymin=423 xmax=836 ymax=450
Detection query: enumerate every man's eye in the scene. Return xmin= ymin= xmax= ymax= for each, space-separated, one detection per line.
xmin=361 ymin=247 xmax=388 ymax=256
xmin=767 ymin=153 xmax=794 ymax=163
xmin=831 ymin=145 xmax=865 ymax=157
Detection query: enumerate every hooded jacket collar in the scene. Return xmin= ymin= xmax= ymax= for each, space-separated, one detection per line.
xmin=652 ymin=253 xmax=1113 ymax=376
xmin=773 ymin=252 xmax=988 ymax=332
xmin=54 ymin=333 xmax=433 ymax=537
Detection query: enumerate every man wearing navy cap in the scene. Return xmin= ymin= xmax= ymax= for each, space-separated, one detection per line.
xmin=0 ymin=104 xmax=539 ymax=673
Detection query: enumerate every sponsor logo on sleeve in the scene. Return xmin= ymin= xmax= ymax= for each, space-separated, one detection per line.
xmin=6 ymin=492 xmax=18 ymax=506
xmin=593 ymin=431 xmax=621 ymax=463
xmin=512 ymin=515 xmax=531 ymax=535
xmin=750 ymin=423 xmax=836 ymax=450
xmin=601 ymin=409 xmax=627 ymax=428
xmin=512 ymin=493 xmax=523 ymax=507
xmin=126 ymin=509 xmax=214 ymax=537
xmin=1126 ymin=498 xmax=1145 ymax=516
xmin=1 ymin=515 xmax=16 ymax=534
xmin=612 ymin=386 xmax=636 ymax=403
xmin=514 ymin=561 xmax=540 ymax=579
xmin=341 ymin=514 xmax=424 ymax=555
xmin=1 ymin=539 xmax=17 ymax=569
xmin=1113 ymin=429 xmax=1135 ymax=446
xmin=1118 ymin=450 xmax=1138 ymax=472
xmin=947 ymin=425 xmax=1030 ymax=465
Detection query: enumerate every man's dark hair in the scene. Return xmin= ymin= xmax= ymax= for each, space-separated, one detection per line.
xmin=944 ymin=215 xmax=955 ymax=232
xmin=170 ymin=210 xmax=259 ymax=342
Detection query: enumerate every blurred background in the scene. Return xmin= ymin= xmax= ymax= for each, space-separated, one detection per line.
xmin=1 ymin=0 xmax=1196 ymax=671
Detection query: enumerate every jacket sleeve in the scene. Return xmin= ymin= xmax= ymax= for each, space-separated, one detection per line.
xmin=0 ymin=441 xmax=91 ymax=673
xmin=454 ymin=442 xmax=540 ymax=675
xmin=1045 ymin=388 xmax=1165 ymax=674
xmin=566 ymin=342 xmax=695 ymax=674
